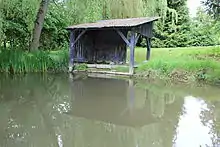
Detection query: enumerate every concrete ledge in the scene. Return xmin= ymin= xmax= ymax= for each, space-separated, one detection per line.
xmin=88 ymin=70 xmax=132 ymax=76
xmin=72 ymin=70 xmax=132 ymax=76
xmin=87 ymin=64 xmax=130 ymax=69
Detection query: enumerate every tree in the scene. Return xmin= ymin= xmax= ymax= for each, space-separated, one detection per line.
xmin=203 ymin=0 xmax=220 ymax=19
xmin=0 ymin=0 xmax=179 ymax=50
xmin=1 ymin=0 xmax=39 ymax=49
xmin=151 ymin=0 xmax=190 ymax=48
xmin=30 ymin=0 xmax=50 ymax=51
xmin=0 ymin=0 xmax=3 ymax=44
xmin=189 ymin=7 xmax=219 ymax=46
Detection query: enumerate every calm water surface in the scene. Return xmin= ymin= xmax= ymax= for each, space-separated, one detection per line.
xmin=0 ymin=74 xmax=219 ymax=147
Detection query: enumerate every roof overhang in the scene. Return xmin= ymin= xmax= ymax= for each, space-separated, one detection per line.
xmin=66 ymin=16 xmax=160 ymax=30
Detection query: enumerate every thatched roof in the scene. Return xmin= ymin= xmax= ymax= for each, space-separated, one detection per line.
xmin=67 ymin=17 xmax=159 ymax=30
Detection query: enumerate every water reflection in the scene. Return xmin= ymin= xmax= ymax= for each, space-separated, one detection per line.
xmin=0 ymin=74 xmax=219 ymax=147
xmin=174 ymin=96 xmax=216 ymax=147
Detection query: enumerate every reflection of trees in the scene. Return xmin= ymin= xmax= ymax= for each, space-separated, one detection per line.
xmin=0 ymin=74 xmax=72 ymax=147
xmin=149 ymin=95 xmax=165 ymax=118
xmin=200 ymin=100 xmax=220 ymax=146
xmin=214 ymin=102 xmax=220 ymax=135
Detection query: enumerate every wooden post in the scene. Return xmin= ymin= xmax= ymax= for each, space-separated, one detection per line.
xmin=69 ymin=30 xmax=75 ymax=72
xmin=146 ymin=37 xmax=151 ymax=60
xmin=129 ymin=30 xmax=135 ymax=75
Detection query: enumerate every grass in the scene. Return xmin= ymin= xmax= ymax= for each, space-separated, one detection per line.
xmin=132 ymin=46 xmax=220 ymax=83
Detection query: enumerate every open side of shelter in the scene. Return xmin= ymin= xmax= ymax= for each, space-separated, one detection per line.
xmin=66 ymin=17 xmax=159 ymax=75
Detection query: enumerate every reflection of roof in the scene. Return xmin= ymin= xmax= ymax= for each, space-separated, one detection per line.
xmin=69 ymin=107 xmax=159 ymax=127
xmin=67 ymin=17 xmax=159 ymax=29
xmin=68 ymin=78 xmax=159 ymax=127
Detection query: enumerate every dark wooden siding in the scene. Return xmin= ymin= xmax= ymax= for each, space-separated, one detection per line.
xmin=73 ymin=29 xmax=128 ymax=64
xmin=135 ymin=22 xmax=153 ymax=38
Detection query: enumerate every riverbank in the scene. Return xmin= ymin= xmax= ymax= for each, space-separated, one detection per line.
xmin=132 ymin=46 xmax=220 ymax=84
xmin=1 ymin=46 xmax=220 ymax=84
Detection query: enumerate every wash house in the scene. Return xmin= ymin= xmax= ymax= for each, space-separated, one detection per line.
xmin=67 ymin=17 xmax=159 ymax=75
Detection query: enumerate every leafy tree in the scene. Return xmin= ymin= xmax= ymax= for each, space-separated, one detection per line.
xmin=202 ymin=0 xmax=220 ymax=38
xmin=2 ymin=0 xmax=218 ymax=51
xmin=202 ymin=0 xmax=220 ymax=19
xmin=189 ymin=7 xmax=219 ymax=46
xmin=1 ymin=0 xmax=39 ymax=49
xmin=151 ymin=0 xmax=190 ymax=48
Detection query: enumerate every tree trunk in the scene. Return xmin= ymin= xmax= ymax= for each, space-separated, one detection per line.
xmin=30 ymin=0 xmax=50 ymax=51
xmin=3 ymin=39 xmax=7 ymax=49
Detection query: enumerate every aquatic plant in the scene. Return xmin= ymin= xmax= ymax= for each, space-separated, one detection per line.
xmin=0 ymin=49 xmax=69 ymax=73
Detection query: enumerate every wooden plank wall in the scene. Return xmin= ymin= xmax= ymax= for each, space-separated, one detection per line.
xmin=73 ymin=29 xmax=128 ymax=64
xmin=135 ymin=22 xmax=153 ymax=38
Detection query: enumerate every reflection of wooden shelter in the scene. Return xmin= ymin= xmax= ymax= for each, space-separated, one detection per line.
xmin=67 ymin=17 xmax=159 ymax=75
xmin=67 ymin=77 xmax=183 ymax=147
xmin=69 ymin=78 xmax=159 ymax=127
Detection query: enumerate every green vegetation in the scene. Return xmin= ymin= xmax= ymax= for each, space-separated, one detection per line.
xmin=0 ymin=49 xmax=68 ymax=73
xmin=0 ymin=0 xmax=174 ymax=50
xmin=203 ymin=0 xmax=220 ymax=19
xmin=1 ymin=46 xmax=220 ymax=84
xmin=1 ymin=0 xmax=219 ymax=50
xmin=0 ymin=0 xmax=220 ymax=84
xmin=133 ymin=46 xmax=220 ymax=83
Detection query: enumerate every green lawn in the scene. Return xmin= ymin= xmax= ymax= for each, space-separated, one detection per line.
xmin=134 ymin=46 xmax=219 ymax=63
xmin=126 ymin=46 xmax=220 ymax=83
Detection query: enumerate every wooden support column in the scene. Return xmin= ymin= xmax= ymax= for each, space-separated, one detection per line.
xmin=72 ymin=30 xmax=86 ymax=45
xmin=115 ymin=29 xmax=139 ymax=75
xmin=146 ymin=37 xmax=151 ymax=60
xmin=115 ymin=29 xmax=130 ymax=47
xmin=129 ymin=30 xmax=135 ymax=75
xmin=69 ymin=30 xmax=75 ymax=72
xmin=135 ymin=34 xmax=140 ymax=45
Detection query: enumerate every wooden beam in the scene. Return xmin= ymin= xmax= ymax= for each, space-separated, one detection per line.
xmin=115 ymin=29 xmax=130 ymax=47
xmin=135 ymin=33 xmax=140 ymax=45
xmin=69 ymin=31 xmax=75 ymax=72
xmin=129 ymin=30 xmax=135 ymax=75
xmin=73 ymin=29 xmax=86 ymax=46
xmin=146 ymin=37 xmax=151 ymax=60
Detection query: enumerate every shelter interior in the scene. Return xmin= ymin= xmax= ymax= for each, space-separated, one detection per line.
xmin=67 ymin=17 xmax=159 ymax=75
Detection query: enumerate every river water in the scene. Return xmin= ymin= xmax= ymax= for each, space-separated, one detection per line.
xmin=0 ymin=73 xmax=219 ymax=147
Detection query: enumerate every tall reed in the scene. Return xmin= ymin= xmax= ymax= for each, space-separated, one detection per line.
xmin=0 ymin=49 xmax=69 ymax=73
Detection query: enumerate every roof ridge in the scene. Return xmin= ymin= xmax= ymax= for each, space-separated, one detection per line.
xmin=67 ymin=16 xmax=160 ymax=30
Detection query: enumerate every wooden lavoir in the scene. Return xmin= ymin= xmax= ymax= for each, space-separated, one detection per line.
xmin=66 ymin=17 xmax=159 ymax=75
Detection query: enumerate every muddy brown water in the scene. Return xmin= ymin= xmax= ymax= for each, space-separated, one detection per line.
xmin=0 ymin=73 xmax=219 ymax=147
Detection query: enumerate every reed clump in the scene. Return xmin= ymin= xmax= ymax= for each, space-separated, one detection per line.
xmin=0 ymin=49 xmax=69 ymax=73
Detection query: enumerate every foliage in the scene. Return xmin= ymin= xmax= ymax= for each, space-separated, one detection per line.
xmin=202 ymin=0 xmax=220 ymax=19
xmin=137 ymin=0 xmax=219 ymax=48
xmin=0 ymin=0 xmax=219 ymax=68
xmin=0 ymin=0 xmax=176 ymax=50
xmin=74 ymin=63 xmax=88 ymax=71
xmin=1 ymin=0 xmax=40 ymax=49
xmin=135 ymin=0 xmax=191 ymax=48
xmin=188 ymin=7 xmax=220 ymax=46
xmin=0 ymin=48 xmax=68 ymax=73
